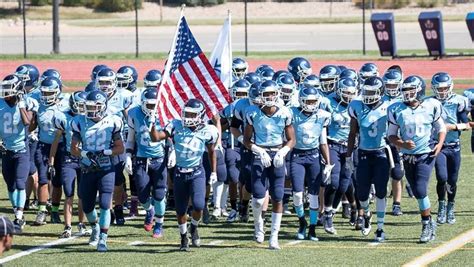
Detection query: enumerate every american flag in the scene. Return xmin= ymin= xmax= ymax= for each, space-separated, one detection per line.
xmin=156 ymin=16 xmax=232 ymax=126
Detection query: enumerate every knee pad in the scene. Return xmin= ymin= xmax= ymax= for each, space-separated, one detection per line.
xmin=293 ymin=191 xmax=303 ymax=207
xmin=99 ymin=192 xmax=112 ymax=210
xmin=308 ymin=194 xmax=319 ymax=210
xmin=417 ymin=196 xmax=431 ymax=211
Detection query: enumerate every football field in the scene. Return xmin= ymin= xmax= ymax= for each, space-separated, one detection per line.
xmin=0 ymin=101 xmax=473 ymax=266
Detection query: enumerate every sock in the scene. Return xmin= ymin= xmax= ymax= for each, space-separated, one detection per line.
xmin=360 ymin=200 xmax=370 ymax=214
xmin=86 ymin=209 xmax=98 ymax=224
xmin=293 ymin=191 xmax=304 ymax=218
xmin=393 ymin=201 xmax=401 ymax=206
xmin=252 ymin=197 xmax=265 ymax=231
xmin=421 ymin=215 xmax=431 ymax=224
xmin=155 ymin=216 xmax=164 ymax=224
xmin=212 ymin=181 xmax=224 ymax=208
xmin=270 ymin=212 xmax=282 ymax=239
xmin=417 ymin=196 xmax=431 ymax=212
xmin=142 ymin=197 xmax=153 ymax=211
xmin=39 ymin=202 xmax=48 ymax=212
xmin=17 ymin=189 xmax=26 ymax=209
xmin=8 ymin=191 xmax=17 ymax=207
xmin=220 ymin=184 xmax=229 ymax=209
xmin=179 ymin=222 xmax=187 ymax=235
xmin=154 ymin=198 xmax=166 ymax=217
xmin=191 ymin=218 xmax=199 ymax=227
xmin=294 ymin=205 xmax=304 ymax=218
xmin=16 ymin=209 xmax=24 ymax=220
xmin=99 ymin=208 xmax=111 ymax=229
xmin=309 ymin=209 xmax=319 ymax=225
xmin=52 ymin=203 xmax=60 ymax=213
xmin=230 ymin=199 xmax=237 ymax=210
xmin=376 ymin=197 xmax=386 ymax=230
xmin=100 ymin=228 xmax=108 ymax=234
xmin=241 ymin=199 xmax=249 ymax=215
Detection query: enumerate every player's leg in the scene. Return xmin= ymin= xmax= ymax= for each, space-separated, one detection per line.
xmin=373 ymin=150 xmax=390 ymax=242
xmin=97 ymin=170 xmax=115 ymax=252
xmin=356 ymin=150 xmax=373 ymax=237
xmin=151 ymin=158 xmax=168 ymax=238
xmin=445 ymin=145 xmax=461 ymax=224
xmin=3 ymin=152 xmax=17 ymax=222
xmin=324 ymin=145 xmax=341 ymax=235
xmin=434 ymin=148 xmax=448 ymax=224
xmin=112 ymin=156 xmax=126 ymax=225
xmin=134 ymin=158 xmax=153 ymax=231
xmin=33 ymin=142 xmax=50 ymax=225
xmin=174 ymin=169 xmax=191 ymax=251
xmin=239 ymin=147 xmax=253 ymax=223
xmin=332 ymin=155 xmax=352 ymax=223
xmin=282 ymin=155 xmax=292 ymax=215
xmin=80 ymin=171 xmax=100 ymax=247
xmin=225 ymin=147 xmax=240 ymax=222
xmin=189 ymin=167 xmax=206 ymax=248
xmin=12 ymin=150 xmax=29 ymax=232
xmin=60 ymin=163 xmax=77 ymax=238
xmin=268 ymin=155 xmax=285 ymax=250
xmin=306 ymin=151 xmax=322 ymax=242
xmin=211 ymin=150 xmax=227 ymax=219
xmin=290 ymin=152 xmax=307 ymax=240
xmin=390 ymin=146 xmax=404 ymax=216
xmin=51 ymin=147 xmax=64 ymax=224
xmin=25 ymin=139 xmax=38 ymax=210
xmin=75 ymin=167 xmax=88 ymax=235
xmin=251 ymin=156 xmax=268 ymax=244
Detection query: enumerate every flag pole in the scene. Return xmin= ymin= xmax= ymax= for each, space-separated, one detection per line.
xmin=227 ymin=10 xmax=236 ymax=150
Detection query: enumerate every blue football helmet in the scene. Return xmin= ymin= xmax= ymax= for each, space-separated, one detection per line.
xmin=39 ymin=77 xmax=62 ymax=106
xmin=255 ymin=64 xmax=274 ymax=76
xmin=339 ymin=68 xmax=359 ymax=87
xmin=259 ymin=80 xmax=280 ymax=107
xmin=84 ymin=81 xmax=97 ymax=92
xmin=276 ymin=74 xmax=296 ymax=103
xmin=383 ymin=69 xmax=403 ymax=97
xmin=69 ymin=91 xmax=88 ymax=115
xmin=298 ymin=84 xmax=320 ymax=113
xmin=288 ymin=57 xmax=312 ymax=83
xmin=182 ymin=99 xmax=206 ymax=128
xmin=116 ymin=65 xmax=138 ymax=92
xmin=85 ymin=90 xmax=108 ymax=120
xmin=272 ymin=70 xmax=291 ymax=81
xmin=231 ymin=79 xmax=251 ymax=101
xmin=244 ymin=72 xmax=261 ymax=85
xmin=359 ymin=63 xmax=379 ymax=84
xmin=260 ymin=69 xmax=275 ymax=82
xmin=361 ymin=76 xmax=384 ymax=105
xmin=144 ymin=69 xmax=162 ymax=87
xmin=15 ymin=64 xmax=39 ymax=88
xmin=249 ymin=81 xmax=263 ymax=106
xmin=401 ymin=75 xmax=425 ymax=103
xmin=141 ymin=87 xmax=158 ymax=117
xmin=301 ymin=74 xmax=321 ymax=90
xmin=1 ymin=74 xmax=23 ymax=99
xmin=319 ymin=65 xmax=341 ymax=93
xmin=337 ymin=78 xmax=358 ymax=104
xmin=96 ymin=68 xmax=117 ymax=98
xmin=431 ymin=72 xmax=453 ymax=101
xmin=40 ymin=69 xmax=61 ymax=82
xmin=232 ymin=58 xmax=249 ymax=79
xmin=91 ymin=64 xmax=109 ymax=81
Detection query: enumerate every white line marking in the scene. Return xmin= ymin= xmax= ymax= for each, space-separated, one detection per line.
xmin=368 ymin=242 xmax=381 ymax=246
xmin=128 ymin=241 xmax=145 ymax=246
xmin=0 ymin=235 xmax=79 ymax=264
xmin=286 ymin=240 xmax=303 ymax=246
xmin=403 ymin=228 xmax=474 ymax=267
xmin=208 ymin=240 xmax=224 ymax=246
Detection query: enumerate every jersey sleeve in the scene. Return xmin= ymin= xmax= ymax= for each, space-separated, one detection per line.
xmin=205 ymin=125 xmax=219 ymax=145
xmin=164 ymin=120 xmax=177 ymax=136
xmin=387 ymin=105 xmax=397 ymax=125
xmin=245 ymin=109 xmax=255 ymax=126
xmin=26 ymin=97 xmax=39 ymax=113
xmin=323 ymin=111 xmax=331 ymax=127
xmin=432 ymin=99 xmax=442 ymax=122
xmin=53 ymin=113 xmax=66 ymax=131
xmin=348 ymin=102 xmax=357 ymax=119
xmin=283 ymin=107 xmax=292 ymax=126
xmin=458 ymin=95 xmax=470 ymax=113
xmin=127 ymin=109 xmax=135 ymax=130
xmin=112 ymin=116 xmax=123 ymax=141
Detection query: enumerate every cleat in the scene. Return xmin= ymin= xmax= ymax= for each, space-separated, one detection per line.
xmin=269 ymin=238 xmax=281 ymax=250
xmin=190 ymin=224 xmax=200 ymax=247
xmin=420 ymin=221 xmax=433 ymax=243
xmin=78 ymin=223 xmax=90 ymax=236
xmin=202 ymin=206 xmax=210 ymax=225
xmin=447 ymin=202 xmax=456 ymax=224
xmin=239 ymin=213 xmax=249 ymax=223
xmin=374 ymin=229 xmax=385 ymax=242
xmin=342 ymin=203 xmax=351 ymax=219
xmin=308 ymin=225 xmax=319 ymax=242
xmin=30 ymin=199 xmax=38 ymax=210
xmin=361 ymin=212 xmax=372 ymax=236
xmin=227 ymin=209 xmax=238 ymax=222
xmin=283 ymin=203 xmax=292 ymax=215
xmin=60 ymin=226 xmax=72 ymax=238
xmin=437 ymin=200 xmax=447 ymax=224
xmin=296 ymin=217 xmax=307 ymax=240
xmin=349 ymin=210 xmax=357 ymax=226
xmin=144 ymin=209 xmax=155 ymax=232
xmin=316 ymin=214 xmax=323 ymax=226
xmin=406 ymin=184 xmax=415 ymax=198
xmin=33 ymin=211 xmax=47 ymax=226
xmin=221 ymin=209 xmax=229 ymax=217
xmin=152 ymin=222 xmax=163 ymax=238
xmin=355 ymin=216 xmax=364 ymax=230
xmin=254 ymin=234 xmax=264 ymax=244
xmin=114 ymin=206 xmax=125 ymax=226
xmin=430 ymin=220 xmax=437 ymax=241
xmin=97 ymin=233 xmax=108 ymax=252
xmin=51 ymin=212 xmax=62 ymax=224
xmin=392 ymin=205 xmax=403 ymax=216
xmin=212 ymin=207 xmax=221 ymax=219
xmin=13 ymin=218 xmax=25 ymax=233
xmin=323 ymin=213 xmax=337 ymax=235
xmin=129 ymin=198 xmax=139 ymax=217
xmin=89 ymin=224 xmax=100 ymax=246
xmin=180 ymin=234 xmax=190 ymax=252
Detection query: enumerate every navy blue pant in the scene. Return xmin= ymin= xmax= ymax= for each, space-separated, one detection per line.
xmin=356 ymin=149 xmax=390 ymax=201
xmin=80 ymin=169 xmax=115 ymax=213
xmin=290 ymin=149 xmax=322 ymax=195
xmin=134 ymin=157 xmax=167 ymax=204
xmin=112 ymin=155 xmax=125 ymax=186
xmin=252 ymin=151 xmax=285 ymax=201
xmin=173 ymin=166 xmax=206 ymax=216
xmin=403 ymin=153 xmax=435 ymax=199
xmin=28 ymin=139 xmax=38 ymax=175
xmin=435 ymin=144 xmax=461 ymax=202
xmin=325 ymin=143 xmax=353 ymax=206
xmin=225 ymin=147 xmax=241 ymax=184
xmin=2 ymin=150 xmax=29 ymax=192
xmin=239 ymin=147 xmax=254 ymax=193
xmin=34 ymin=142 xmax=63 ymax=187
xmin=389 ymin=144 xmax=404 ymax=181
xmin=61 ymin=154 xmax=82 ymax=198
xmin=203 ymin=150 xmax=227 ymax=183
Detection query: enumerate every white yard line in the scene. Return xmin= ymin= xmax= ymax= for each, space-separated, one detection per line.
xmin=208 ymin=240 xmax=224 ymax=246
xmin=286 ymin=240 xmax=303 ymax=246
xmin=128 ymin=241 xmax=145 ymax=246
xmin=403 ymin=228 xmax=474 ymax=267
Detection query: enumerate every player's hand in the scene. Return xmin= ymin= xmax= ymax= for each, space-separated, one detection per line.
xmin=430 ymin=143 xmax=443 ymax=158
xmin=167 ymin=149 xmax=176 ymax=168
xmin=47 ymin=164 xmax=56 ymax=180
xmin=209 ymin=172 xmax=218 ymax=185
xmin=29 ymin=133 xmax=39 ymax=142
xmin=251 ymin=145 xmax=272 ymax=168
xmin=469 ymin=122 xmax=474 ymax=128
xmin=273 ymin=146 xmax=290 ymax=168
xmin=344 ymin=156 xmax=354 ymax=173
xmin=322 ymin=164 xmax=334 ymax=185
xmin=237 ymin=135 xmax=244 ymax=144
xmin=215 ymin=143 xmax=224 ymax=155
xmin=125 ymin=153 xmax=133 ymax=175
xmin=17 ymin=98 xmax=26 ymax=109
xmin=401 ymin=140 xmax=416 ymax=150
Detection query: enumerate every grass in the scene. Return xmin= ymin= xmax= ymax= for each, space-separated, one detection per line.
xmin=0 ymin=110 xmax=473 ymax=265
xmin=2 ymin=49 xmax=474 ymax=61
xmin=0 ymin=6 xmax=117 ymax=20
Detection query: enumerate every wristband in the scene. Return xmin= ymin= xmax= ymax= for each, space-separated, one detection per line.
xmin=80 ymin=150 xmax=89 ymax=158
xmin=103 ymin=149 xmax=113 ymax=156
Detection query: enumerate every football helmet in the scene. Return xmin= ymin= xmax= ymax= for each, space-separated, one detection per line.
xmin=244 ymin=72 xmax=261 ymax=85
xmin=39 ymin=77 xmax=62 ymax=106
xmin=259 ymin=80 xmax=280 ymax=107
xmin=276 ymin=74 xmax=297 ymax=102
xmin=358 ymin=63 xmax=379 ymax=84
xmin=431 ymin=72 xmax=453 ymax=101
xmin=288 ymin=57 xmax=312 ymax=83
xmin=231 ymin=79 xmax=251 ymax=101
xmin=144 ymin=69 xmax=162 ymax=87
xmin=69 ymin=91 xmax=88 ymax=115
xmin=15 ymin=64 xmax=39 ymax=88
xmin=1 ymin=74 xmax=23 ymax=98
xmin=116 ymin=65 xmax=138 ymax=91
xmin=382 ymin=69 xmax=403 ymax=97
xmin=40 ymin=69 xmax=61 ymax=82
xmin=260 ymin=69 xmax=275 ymax=82
xmin=96 ymin=68 xmax=117 ymax=98
xmin=182 ymin=99 xmax=206 ymax=128
xmin=339 ymin=68 xmax=359 ymax=87
xmin=361 ymin=76 xmax=384 ymax=105
xmin=141 ymin=87 xmax=158 ymax=117
xmin=319 ymin=65 xmax=341 ymax=93
xmin=232 ymin=58 xmax=249 ymax=79
xmin=337 ymin=78 xmax=358 ymax=104
xmin=85 ymin=90 xmax=108 ymax=120
xmin=84 ymin=81 xmax=97 ymax=92
xmin=401 ymin=75 xmax=425 ymax=103
xmin=249 ymin=81 xmax=263 ymax=106
xmin=272 ymin=70 xmax=291 ymax=81
xmin=91 ymin=64 xmax=109 ymax=81
xmin=298 ymin=84 xmax=320 ymax=113
xmin=301 ymin=74 xmax=321 ymax=90
xmin=255 ymin=64 xmax=274 ymax=76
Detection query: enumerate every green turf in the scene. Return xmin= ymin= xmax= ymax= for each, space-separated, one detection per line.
xmin=2 ymin=49 xmax=474 ymax=61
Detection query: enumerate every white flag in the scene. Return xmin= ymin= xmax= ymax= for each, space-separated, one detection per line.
xmin=209 ymin=12 xmax=232 ymax=90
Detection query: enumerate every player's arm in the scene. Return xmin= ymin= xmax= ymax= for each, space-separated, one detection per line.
xmin=346 ymin=117 xmax=359 ymax=158
xmin=70 ymin=132 xmax=82 ymax=158
xmin=48 ymin=129 xmax=63 ymax=166
xmin=207 ymin=142 xmax=217 ymax=173
xmin=230 ymin=116 xmax=244 ymax=143
xmin=220 ymin=117 xmax=230 ymax=131
xmin=431 ymin=118 xmax=447 ymax=157
xmin=29 ymin=113 xmax=38 ymax=133
xmin=243 ymin=124 xmax=254 ymax=150
xmin=149 ymin=124 xmax=170 ymax=142
xmin=319 ymin=127 xmax=330 ymax=165
xmin=283 ymin=124 xmax=296 ymax=149
xmin=212 ymin=113 xmax=222 ymax=145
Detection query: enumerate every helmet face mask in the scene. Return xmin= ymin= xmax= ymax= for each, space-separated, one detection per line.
xmin=182 ymin=107 xmax=204 ymax=128
xmin=1 ymin=76 xmax=22 ymax=99
xmin=15 ymin=64 xmax=39 ymax=88
xmin=361 ymin=86 xmax=381 ymax=105
xmin=288 ymin=57 xmax=312 ymax=83
xmin=298 ymin=85 xmax=320 ymax=113
xmin=337 ymin=84 xmax=358 ymax=104
xmin=433 ymin=84 xmax=452 ymax=100
xmin=384 ymin=81 xmax=401 ymax=97
xmin=97 ymin=78 xmax=116 ymax=97
xmin=232 ymin=58 xmax=249 ymax=79
xmin=116 ymin=75 xmax=133 ymax=90
xmin=39 ymin=77 xmax=61 ymax=106
xmin=401 ymin=85 xmax=419 ymax=103
xmin=85 ymin=101 xmax=107 ymax=120
xmin=431 ymin=72 xmax=453 ymax=101
xmin=259 ymin=81 xmax=280 ymax=107
xmin=141 ymin=99 xmax=157 ymax=117
xmin=320 ymin=77 xmax=338 ymax=93
xmin=70 ymin=91 xmax=87 ymax=115
xmin=402 ymin=76 xmax=425 ymax=103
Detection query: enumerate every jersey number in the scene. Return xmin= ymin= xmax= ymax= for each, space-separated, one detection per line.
xmin=86 ymin=131 xmax=107 ymax=151
xmin=3 ymin=113 xmax=19 ymax=134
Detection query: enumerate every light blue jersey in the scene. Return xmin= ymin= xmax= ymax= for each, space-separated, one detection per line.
xmin=319 ymin=93 xmax=332 ymax=112
xmin=127 ymin=106 xmax=165 ymax=158
xmin=349 ymin=99 xmax=389 ymax=150
xmin=432 ymin=94 xmax=470 ymax=144
xmin=327 ymin=95 xmax=351 ymax=143
xmin=129 ymin=88 xmax=144 ymax=108
xmin=53 ymin=109 xmax=76 ymax=152
xmin=382 ymin=94 xmax=402 ymax=106
xmin=463 ymin=88 xmax=474 ymax=112
xmin=165 ymin=120 xmax=219 ymax=168
xmin=233 ymin=98 xmax=252 ymax=127
xmin=71 ymin=114 xmax=123 ymax=168
xmin=106 ymin=89 xmax=133 ymax=133
xmin=0 ymin=99 xmax=28 ymax=151
xmin=246 ymin=105 xmax=292 ymax=147
xmin=37 ymin=103 xmax=67 ymax=144
xmin=290 ymin=107 xmax=331 ymax=150
xmin=219 ymin=101 xmax=237 ymax=143
xmin=388 ymin=98 xmax=442 ymax=155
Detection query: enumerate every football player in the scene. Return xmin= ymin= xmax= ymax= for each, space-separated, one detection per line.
xmin=319 ymin=65 xmax=341 ymax=96
xmin=232 ymin=57 xmax=249 ymax=80
xmin=243 ymin=80 xmax=295 ymax=250
xmin=388 ymin=75 xmax=446 ymax=243
xmin=358 ymin=63 xmax=379 ymax=85
xmin=71 ymin=90 xmax=124 ymax=252
xmin=463 ymin=88 xmax=474 ymax=152
xmin=287 ymin=57 xmax=312 ymax=84
xmin=346 ymin=77 xmax=390 ymax=242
